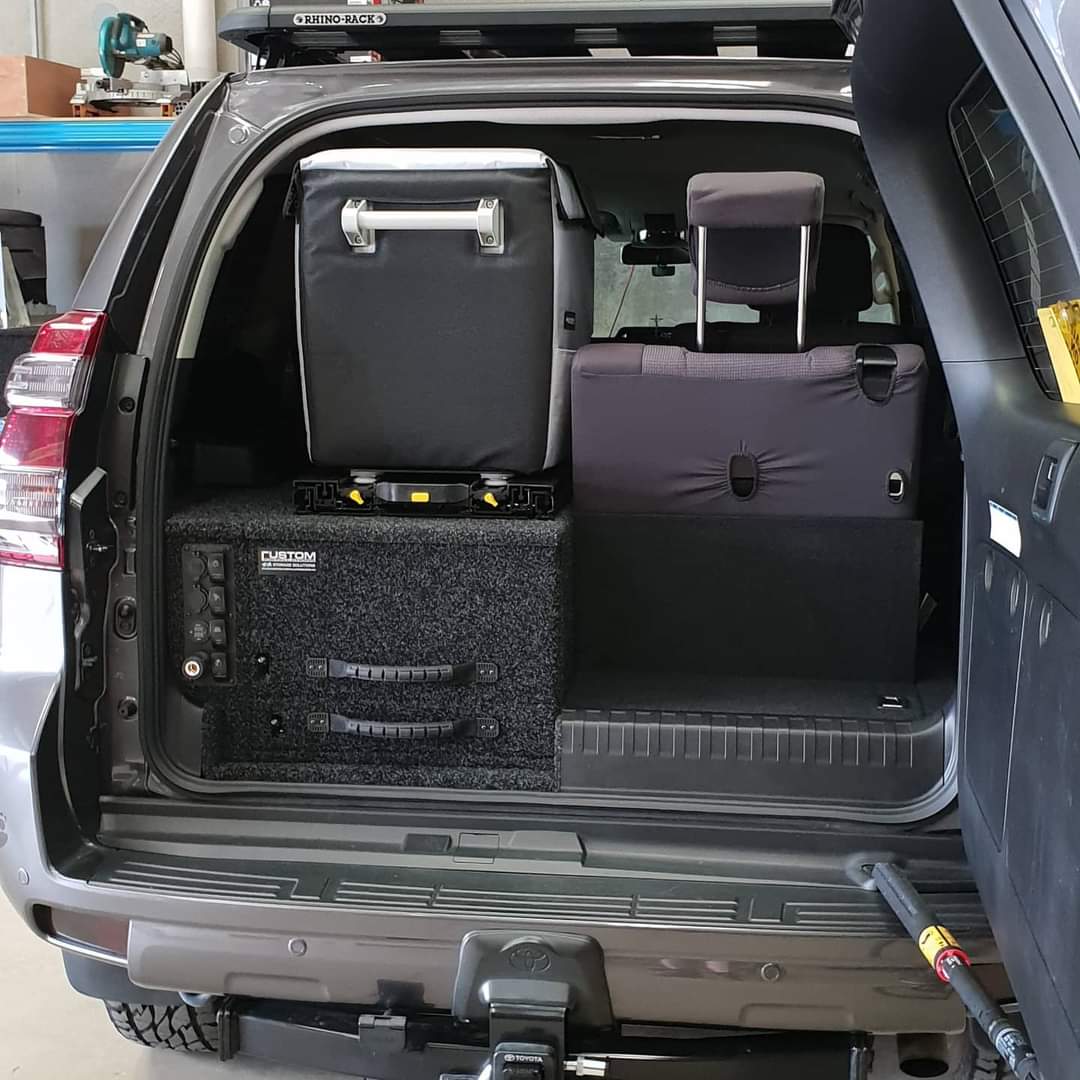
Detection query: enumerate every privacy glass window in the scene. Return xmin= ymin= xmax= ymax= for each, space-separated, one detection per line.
xmin=950 ymin=67 xmax=1080 ymax=398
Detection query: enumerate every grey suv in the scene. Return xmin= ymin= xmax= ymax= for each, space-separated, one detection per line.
xmin=1 ymin=1 xmax=1078 ymax=1077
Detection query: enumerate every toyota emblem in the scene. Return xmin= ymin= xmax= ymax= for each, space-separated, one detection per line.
xmin=508 ymin=944 xmax=552 ymax=974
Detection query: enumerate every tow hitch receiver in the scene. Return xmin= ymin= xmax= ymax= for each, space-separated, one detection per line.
xmin=448 ymin=931 xmax=614 ymax=1079
xmin=444 ymin=1047 xmax=606 ymax=1080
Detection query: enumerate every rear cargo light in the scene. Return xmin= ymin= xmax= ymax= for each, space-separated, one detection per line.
xmin=0 ymin=312 xmax=106 ymax=569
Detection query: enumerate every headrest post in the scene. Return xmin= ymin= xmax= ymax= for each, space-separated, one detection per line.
xmin=796 ymin=223 xmax=811 ymax=351
xmin=696 ymin=225 xmax=708 ymax=352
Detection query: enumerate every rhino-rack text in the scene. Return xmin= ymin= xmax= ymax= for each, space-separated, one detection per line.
xmin=293 ymin=13 xmax=388 ymax=28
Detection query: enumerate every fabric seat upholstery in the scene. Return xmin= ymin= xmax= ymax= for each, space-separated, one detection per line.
xmin=572 ymin=172 xmax=928 ymax=516
xmin=573 ymin=341 xmax=926 ymax=515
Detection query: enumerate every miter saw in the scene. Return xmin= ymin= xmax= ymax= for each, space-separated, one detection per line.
xmin=71 ymin=13 xmax=192 ymax=116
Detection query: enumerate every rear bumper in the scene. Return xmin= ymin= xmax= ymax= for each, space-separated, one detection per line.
xmin=0 ymin=568 xmax=993 ymax=1037
xmin=117 ymin=898 xmax=966 ymax=1033
xmin=4 ymin=786 xmax=994 ymax=1038
xmin=8 ymin=839 xmax=992 ymax=1038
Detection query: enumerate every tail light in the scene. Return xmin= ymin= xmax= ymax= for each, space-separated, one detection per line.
xmin=0 ymin=312 xmax=107 ymax=569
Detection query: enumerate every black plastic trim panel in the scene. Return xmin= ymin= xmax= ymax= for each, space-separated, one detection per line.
xmin=560 ymin=706 xmax=946 ymax=806
xmin=89 ymin=850 xmax=990 ymax=938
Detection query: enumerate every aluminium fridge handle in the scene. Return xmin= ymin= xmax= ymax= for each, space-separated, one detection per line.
xmin=340 ymin=197 xmax=504 ymax=254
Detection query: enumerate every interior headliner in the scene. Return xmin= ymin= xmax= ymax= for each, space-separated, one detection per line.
xmin=297 ymin=117 xmax=881 ymax=240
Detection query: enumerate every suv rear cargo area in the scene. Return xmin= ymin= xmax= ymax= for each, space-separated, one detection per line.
xmin=151 ymin=115 xmax=963 ymax=823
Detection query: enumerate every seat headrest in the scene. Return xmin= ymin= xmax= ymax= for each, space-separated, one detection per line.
xmin=814 ymin=223 xmax=874 ymax=316
xmin=687 ymin=172 xmax=825 ymax=230
xmin=686 ymin=172 xmax=825 ymax=307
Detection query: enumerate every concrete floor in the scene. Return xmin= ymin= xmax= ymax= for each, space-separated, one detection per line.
xmin=1 ymin=897 xmax=962 ymax=1079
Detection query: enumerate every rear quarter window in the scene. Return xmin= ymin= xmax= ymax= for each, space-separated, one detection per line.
xmin=950 ymin=67 xmax=1080 ymax=399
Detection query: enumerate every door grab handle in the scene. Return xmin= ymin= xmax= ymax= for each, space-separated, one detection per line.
xmin=1031 ymin=437 xmax=1077 ymax=523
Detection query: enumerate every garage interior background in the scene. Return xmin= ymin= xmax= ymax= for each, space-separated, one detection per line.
xmin=2 ymin=0 xmax=710 ymax=330
xmin=0 ymin=1 xmax=248 ymax=310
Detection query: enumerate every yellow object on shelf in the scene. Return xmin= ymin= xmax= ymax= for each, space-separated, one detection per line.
xmin=1038 ymin=300 xmax=1080 ymax=403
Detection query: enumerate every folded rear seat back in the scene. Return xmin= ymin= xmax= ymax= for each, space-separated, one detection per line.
xmin=573 ymin=341 xmax=927 ymax=515
xmin=572 ymin=170 xmax=928 ymax=516
xmin=292 ymin=148 xmax=594 ymax=475
xmin=570 ymin=171 xmax=929 ymax=685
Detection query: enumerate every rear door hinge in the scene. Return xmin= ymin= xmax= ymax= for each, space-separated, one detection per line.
xmin=69 ymin=467 xmax=118 ymax=703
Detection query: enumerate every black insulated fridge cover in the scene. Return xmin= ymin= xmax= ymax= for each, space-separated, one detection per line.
xmin=293 ymin=148 xmax=595 ymax=474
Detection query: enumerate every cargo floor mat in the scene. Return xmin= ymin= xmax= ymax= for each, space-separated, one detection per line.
xmin=560 ymin=670 xmax=951 ymax=808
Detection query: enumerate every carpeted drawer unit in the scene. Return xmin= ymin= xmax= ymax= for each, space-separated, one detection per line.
xmin=166 ymin=488 xmax=571 ymax=790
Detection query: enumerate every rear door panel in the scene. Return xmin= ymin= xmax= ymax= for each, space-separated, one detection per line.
xmin=964 ymin=545 xmax=1026 ymax=849
xmin=948 ymin=300 xmax=1080 ymax=1080
xmin=1009 ymin=586 xmax=1080 ymax=1018
xmin=851 ymin=1 xmax=1080 ymax=1075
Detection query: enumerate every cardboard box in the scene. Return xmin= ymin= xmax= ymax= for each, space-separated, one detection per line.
xmin=0 ymin=56 xmax=81 ymax=118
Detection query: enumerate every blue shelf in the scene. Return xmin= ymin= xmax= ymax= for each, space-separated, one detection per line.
xmin=0 ymin=119 xmax=171 ymax=153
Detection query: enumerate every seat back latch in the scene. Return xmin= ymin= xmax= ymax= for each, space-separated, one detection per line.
xmin=855 ymin=344 xmax=899 ymax=404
